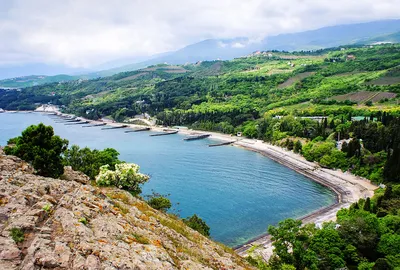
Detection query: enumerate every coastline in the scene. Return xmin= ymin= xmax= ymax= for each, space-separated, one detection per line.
xmin=5 ymin=111 xmax=378 ymax=260
xmin=232 ymin=140 xmax=376 ymax=259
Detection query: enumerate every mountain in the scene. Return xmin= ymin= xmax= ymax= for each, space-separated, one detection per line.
xmin=0 ymin=74 xmax=78 ymax=89
xmin=1 ymin=19 xmax=399 ymax=87
xmin=92 ymin=19 xmax=400 ymax=77
xmin=0 ymin=63 xmax=89 ymax=81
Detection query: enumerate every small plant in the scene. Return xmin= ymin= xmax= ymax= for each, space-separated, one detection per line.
xmin=78 ymin=217 xmax=88 ymax=225
xmin=10 ymin=227 xmax=24 ymax=243
xmin=42 ymin=204 xmax=52 ymax=213
xmin=132 ymin=233 xmax=150 ymax=244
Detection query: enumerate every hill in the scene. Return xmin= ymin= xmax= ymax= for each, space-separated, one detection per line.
xmin=0 ymin=74 xmax=77 ymax=89
xmin=90 ymin=19 xmax=400 ymax=78
xmin=2 ymin=44 xmax=399 ymax=116
xmin=2 ymin=19 xmax=400 ymax=88
xmin=0 ymin=149 xmax=252 ymax=269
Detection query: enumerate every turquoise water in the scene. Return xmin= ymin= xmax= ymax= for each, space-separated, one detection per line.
xmin=0 ymin=112 xmax=336 ymax=247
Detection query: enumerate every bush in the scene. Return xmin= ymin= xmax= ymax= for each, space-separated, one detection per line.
xmin=10 ymin=227 xmax=24 ymax=243
xmin=96 ymin=163 xmax=149 ymax=195
xmin=183 ymin=214 xmax=210 ymax=237
xmin=4 ymin=123 xmax=68 ymax=178
xmin=64 ymin=145 xmax=121 ymax=179
xmin=148 ymin=196 xmax=172 ymax=212
xmin=302 ymin=140 xmax=336 ymax=162
xmin=319 ymin=150 xmax=349 ymax=170
xmin=294 ymin=140 xmax=302 ymax=153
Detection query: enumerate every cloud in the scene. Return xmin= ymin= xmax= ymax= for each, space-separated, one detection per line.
xmin=0 ymin=0 xmax=399 ymax=68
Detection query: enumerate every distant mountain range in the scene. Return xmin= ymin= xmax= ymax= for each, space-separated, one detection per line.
xmin=1 ymin=19 xmax=400 ymax=88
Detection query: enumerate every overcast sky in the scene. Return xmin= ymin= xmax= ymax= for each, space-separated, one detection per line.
xmin=0 ymin=0 xmax=399 ymax=68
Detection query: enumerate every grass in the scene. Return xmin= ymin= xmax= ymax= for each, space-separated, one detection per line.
xmin=10 ymin=227 xmax=24 ymax=243
xmin=106 ymin=190 xmax=133 ymax=205
xmin=131 ymin=233 xmax=150 ymax=244
xmin=113 ymin=202 xmax=129 ymax=214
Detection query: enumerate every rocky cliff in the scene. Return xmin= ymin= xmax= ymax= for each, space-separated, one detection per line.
xmin=0 ymin=150 xmax=253 ymax=270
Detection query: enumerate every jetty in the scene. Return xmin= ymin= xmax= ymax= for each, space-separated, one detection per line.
xmin=124 ymin=127 xmax=151 ymax=133
xmin=82 ymin=123 xmax=107 ymax=127
xmin=150 ymin=130 xmax=179 ymax=137
xmin=208 ymin=141 xmax=236 ymax=147
xmin=101 ymin=125 xmax=128 ymax=130
xmin=183 ymin=134 xmax=211 ymax=141
xmin=64 ymin=121 xmax=90 ymax=125
xmin=55 ymin=119 xmax=81 ymax=123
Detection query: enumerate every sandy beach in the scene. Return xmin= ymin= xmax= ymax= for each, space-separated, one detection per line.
xmin=39 ymin=111 xmax=378 ymax=260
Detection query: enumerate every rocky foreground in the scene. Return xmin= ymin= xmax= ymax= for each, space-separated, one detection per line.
xmin=0 ymin=150 xmax=253 ymax=270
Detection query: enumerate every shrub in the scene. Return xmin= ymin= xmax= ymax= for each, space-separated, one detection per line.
xmin=4 ymin=123 xmax=68 ymax=178
xmin=64 ymin=145 xmax=121 ymax=179
xmin=96 ymin=163 xmax=149 ymax=195
xmin=183 ymin=214 xmax=210 ymax=237
xmin=10 ymin=227 xmax=24 ymax=243
xmin=148 ymin=196 xmax=172 ymax=212
xmin=294 ymin=140 xmax=302 ymax=153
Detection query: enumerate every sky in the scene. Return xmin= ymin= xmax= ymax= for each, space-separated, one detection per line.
xmin=0 ymin=0 xmax=400 ymax=69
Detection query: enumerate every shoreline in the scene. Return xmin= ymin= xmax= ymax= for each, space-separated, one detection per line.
xmin=5 ymin=111 xmax=378 ymax=259
xmin=231 ymin=140 xmax=376 ymax=259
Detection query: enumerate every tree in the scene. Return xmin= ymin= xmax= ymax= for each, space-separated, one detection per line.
xmin=96 ymin=163 xmax=149 ymax=195
xmin=377 ymin=233 xmax=400 ymax=256
xmin=183 ymin=214 xmax=210 ymax=237
xmin=364 ymin=197 xmax=371 ymax=212
xmin=373 ymin=258 xmax=393 ymax=270
xmin=267 ymin=219 xmax=317 ymax=268
xmin=384 ymin=148 xmax=400 ymax=183
xmin=64 ymin=145 xmax=121 ymax=179
xmin=294 ymin=140 xmax=302 ymax=153
xmin=4 ymin=123 xmax=68 ymax=178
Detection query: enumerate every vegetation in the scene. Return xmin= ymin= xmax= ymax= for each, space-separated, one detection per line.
xmin=42 ymin=204 xmax=52 ymax=213
xmin=95 ymin=163 xmax=150 ymax=195
xmin=10 ymin=227 xmax=24 ymax=243
xmin=252 ymin=183 xmax=400 ymax=270
xmin=4 ymin=123 xmax=68 ymax=178
xmin=183 ymin=214 xmax=211 ymax=237
xmin=147 ymin=193 xmax=172 ymax=212
xmin=63 ymin=145 xmax=121 ymax=179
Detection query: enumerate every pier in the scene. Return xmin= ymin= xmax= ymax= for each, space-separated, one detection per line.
xmin=150 ymin=130 xmax=178 ymax=136
xmin=64 ymin=121 xmax=90 ymax=125
xmin=101 ymin=125 xmax=128 ymax=130
xmin=82 ymin=123 xmax=107 ymax=127
xmin=55 ymin=119 xmax=81 ymax=123
xmin=183 ymin=134 xmax=211 ymax=141
xmin=208 ymin=141 xmax=236 ymax=147
xmin=124 ymin=127 xmax=151 ymax=133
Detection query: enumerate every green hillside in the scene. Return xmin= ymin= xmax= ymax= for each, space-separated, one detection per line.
xmin=0 ymin=74 xmax=77 ymax=88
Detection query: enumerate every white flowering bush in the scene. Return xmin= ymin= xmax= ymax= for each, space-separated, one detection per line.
xmin=95 ymin=163 xmax=149 ymax=194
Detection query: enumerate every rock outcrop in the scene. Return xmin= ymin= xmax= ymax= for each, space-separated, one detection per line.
xmin=0 ymin=150 xmax=253 ymax=269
